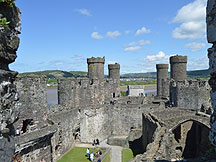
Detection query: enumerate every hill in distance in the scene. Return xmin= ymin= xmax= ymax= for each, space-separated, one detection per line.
xmin=19 ymin=69 xmax=210 ymax=80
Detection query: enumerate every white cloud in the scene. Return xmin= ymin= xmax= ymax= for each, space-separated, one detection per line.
xmin=107 ymin=61 xmax=118 ymax=64
xmin=187 ymin=56 xmax=208 ymax=70
xmin=91 ymin=32 xmax=104 ymax=39
xmin=124 ymin=46 xmax=141 ymax=51
xmin=75 ymin=8 xmax=92 ymax=16
xmin=172 ymin=0 xmax=207 ymax=40
xmin=146 ymin=51 xmax=169 ymax=62
xmin=106 ymin=31 xmax=121 ymax=39
xmin=123 ymin=40 xmax=150 ymax=51
xmin=135 ymin=26 xmax=151 ymax=36
xmin=124 ymin=40 xmax=151 ymax=47
xmin=184 ymin=42 xmax=206 ymax=52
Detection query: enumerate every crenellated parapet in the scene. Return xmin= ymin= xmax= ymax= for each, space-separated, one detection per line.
xmin=170 ymin=79 xmax=210 ymax=110
xmin=87 ymin=56 xmax=105 ymax=81
xmin=58 ymin=78 xmax=105 ymax=109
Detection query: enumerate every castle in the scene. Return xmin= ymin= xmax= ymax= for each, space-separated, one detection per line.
xmin=0 ymin=1 xmax=216 ymax=162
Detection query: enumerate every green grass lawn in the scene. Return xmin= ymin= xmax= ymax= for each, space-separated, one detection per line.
xmin=122 ymin=148 xmax=134 ymax=162
xmin=57 ymin=147 xmax=105 ymax=162
xmin=102 ymin=151 xmax=110 ymax=162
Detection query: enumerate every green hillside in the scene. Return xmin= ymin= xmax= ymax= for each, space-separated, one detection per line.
xmin=19 ymin=70 xmax=88 ymax=79
xmin=19 ymin=69 xmax=210 ymax=80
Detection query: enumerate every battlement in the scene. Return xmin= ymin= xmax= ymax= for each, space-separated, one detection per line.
xmin=171 ymin=80 xmax=210 ymax=89
xmin=156 ymin=64 xmax=168 ymax=69
xmin=170 ymin=55 xmax=187 ymax=63
xmin=87 ymin=56 xmax=105 ymax=64
xmin=108 ymin=63 xmax=120 ymax=69
xmin=170 ymin=79 xmax=210 ymax=110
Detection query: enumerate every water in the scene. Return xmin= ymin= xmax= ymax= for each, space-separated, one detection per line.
xmin=46 ymin=88 xmax=157 ymax=104
xmin=47 ymin=88 xmax=58 ymax=104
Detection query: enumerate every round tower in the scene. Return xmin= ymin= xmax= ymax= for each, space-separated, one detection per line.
xmin=156 ymin=64 xmax=169 ymax=97
xmin=108 ymin=63 xmax=120 ymax=80
xmin=170 ymin=55 xmax=187 ymax=81
xmin=87 ymin=56 xmax=105 ymax=81
xmin=108 ymin=63 xmax=120 ymax=98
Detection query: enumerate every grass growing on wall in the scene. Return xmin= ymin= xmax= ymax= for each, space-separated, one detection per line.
xmin=57 ymin=147 xmax=105 ymax=162
xmin=122 ymin=148 xmax=134 ymax=162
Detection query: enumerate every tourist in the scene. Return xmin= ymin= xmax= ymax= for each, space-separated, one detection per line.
xmin=96 ymin=138 xmax=99 ymax=145
xmin=15 ymin=128 xmax=20 ymax=136
xmin=86 ymin=148 xmax=90 ymax=157
xmin=93 ymin=139 xmax=96 ymax=146
xmin=96 ymin=152 xmax=100 ymax=157
xmin=90 ymin=152 xmax=94 ymax=161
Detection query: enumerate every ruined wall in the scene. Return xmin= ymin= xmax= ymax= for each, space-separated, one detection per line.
xmin=137 ymin=109 xmax=211 ymax=161
xmin=170 ymin=80 xmax=210 ymax=110
xmin=58 ymin=78 xmax=105 ymax=108
xmin=207 ymin=0 xmax=216 ymax=150
xmin=142 ymin=113 xmax=158 ymax=152
xmin=80 ymin=101 xmax=161 ymax=143
xmin=48 ymin=108 xmax=80 ymax=161
xmin=15 ymin=126 xmax=56 ymax=162
xmin=15 ymin=75 xmax=48 ymax=133
xmin=0 ymin=2 xmax=21 ymax=161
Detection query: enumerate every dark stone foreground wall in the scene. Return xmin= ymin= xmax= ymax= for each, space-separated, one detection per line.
xmin=0 ymin=2 xmax=21 ymax=161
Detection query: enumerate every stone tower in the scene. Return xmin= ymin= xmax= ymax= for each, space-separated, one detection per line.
xmin=156 ymin=64 xmax=169 ymax=97
xmin=170 ymin=55 xmax=187 ymax=81
xmin=87 ymin=56 xmax=105 ymax=81
xmin=108 ymin=63 xmax=120 ymax=98
xmin=108 ymin=63 xmax=120 ymax=80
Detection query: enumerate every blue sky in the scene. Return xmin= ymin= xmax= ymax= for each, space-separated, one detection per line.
xmin=10 ymin=0 xmax=210 ymax=74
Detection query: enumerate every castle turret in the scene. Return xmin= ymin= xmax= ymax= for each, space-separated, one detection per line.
xmin=108 ymin=63 xmax=120 ymax=80
xmin=156 ymin=64 xmax=169 ymax=97
xmin=170 ymin=55 xmax=187 ymax=81
xmin=87 ymin=56 xmax=105 ymax=81
xmin=108 ymin=63 xmax=120 ymax=98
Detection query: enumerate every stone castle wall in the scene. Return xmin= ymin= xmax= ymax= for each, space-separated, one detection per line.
xmin=0 ymin=2 xmax=21 ymax=161
xmin=58 ymin=78 xmax=105 ymax=108
xmin=207 ymin=0 xmax=216 ymax=151
xmin=15 ymin=75 xmax=48 ymax=133
xmin=170 ymin=80 xmax=210 ymax=110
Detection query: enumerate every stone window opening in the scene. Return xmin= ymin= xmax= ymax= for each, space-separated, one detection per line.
xmin=113 ymin=93 xmax=115 ymax=98
xmin=21 ymin=119 xmax=33 ymax=134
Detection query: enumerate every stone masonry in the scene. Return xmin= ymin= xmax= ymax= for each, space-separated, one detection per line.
xmin=207 ymin=0 xmax=216 ymax=151
xmin=170 ymin=55 xmax=187 ymax=81
xmin=156 ymin=64 xmax=169 ymax=98
xmin=0 ymin=2 xmax=21 ymax=161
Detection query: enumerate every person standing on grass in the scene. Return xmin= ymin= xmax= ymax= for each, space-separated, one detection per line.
xmin=86 ymin=148 xmax=90 ymax=158
xmin=90 ymin=152 xmax=94 ymax=161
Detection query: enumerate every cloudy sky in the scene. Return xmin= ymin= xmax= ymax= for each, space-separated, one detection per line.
xmin=11 ymin=0 xmax=210 ymax=74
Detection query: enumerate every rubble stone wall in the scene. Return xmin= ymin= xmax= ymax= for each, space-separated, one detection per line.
xmin=207 ymin=0 xmax=216 ymax=150
xmin=0 ymin=2 xmax=21 ymax=161
xmin=170 ymin=80 xmax=210 ymax=110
